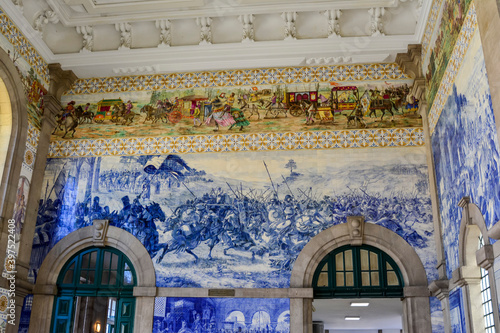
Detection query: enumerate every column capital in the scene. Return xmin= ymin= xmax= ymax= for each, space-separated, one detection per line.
xmin=47 ymin=63 xmax=78 ymax=101
xmin=428 ymin=279 xmax=449 ymax=300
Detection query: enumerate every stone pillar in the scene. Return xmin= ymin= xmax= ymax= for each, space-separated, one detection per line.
xmin=402 ymin=286 xmax=431 ymax=333
xmin=10 ymin=64 xmax=77 ymax=332
xmin=27 ymin=284 xmax=57 ymax=333
xmin=476 ymin=0 xmax=500 ymax=146
xmin=452 ymin=266 xmax=482 ymax=332
xmin=290 ymin=297 xmax=313 ymax=333
xmin=476 ymin=244 xmax=500 ymax=329
xmin=133 ymin=287 xmax=156 ymax=333
xmin=428 ymin=280 xmax=452 ymax=333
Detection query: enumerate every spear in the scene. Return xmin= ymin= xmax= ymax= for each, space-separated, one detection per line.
xmin=263 ymin=161 xmax=278 ymax=199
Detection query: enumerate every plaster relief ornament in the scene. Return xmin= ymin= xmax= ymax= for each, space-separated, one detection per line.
xmin=323 ymin=9 xmax=342 ymax=38
xmin=368 ymin=7 xmax=385 ymax=36
xmin=281 ymin=12 xmax=297 ymax=41
xmin=11 ymin=0 xmax=23 ymax=12
xmin=76 ymin=25 xmax=93 ymax=53
xmin=156 ymin=19 xmax=172 ymax=48
xmin=33 ymin=10 xmax=59 ymax=36
xmin=238 ymin=14 xmax=255 ymax=43
xmin=196 ymin=17 xmax=212 ymax=45
xmin=115 ymin=22 xmax=132 ymax=50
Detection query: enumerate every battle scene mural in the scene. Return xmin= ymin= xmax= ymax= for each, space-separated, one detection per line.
xmin=55 ymin=65 xmax=421 ymax=140
xmin=29 ymin=147 xmax=437 ymax=288
xmin=431 ymin=29 xmax=500 ymax=278
xmin=152 ymin=298 xmax=289 ymax=333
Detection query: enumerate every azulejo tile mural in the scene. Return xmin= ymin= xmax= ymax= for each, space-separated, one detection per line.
xmin=30 ymin=147 xmax=437 ymax=288
xmin=55 ymin=64 xmax=421 ymax=141
xmin=153 ymin=297 xmax=290 ymax=333
xmin=431 ymin=28 xmax=500 ymax=278
xmin=428 ymin=2 xmax=477 ymax=133
xmin=0 ymin=6 xmax=49 ymax=87
xmin=425 ymin=0 xmax=474 ymax=110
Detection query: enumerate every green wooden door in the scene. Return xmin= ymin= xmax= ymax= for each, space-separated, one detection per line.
xmin=115 ymin=297 xmax=135 ymax=333
xmin=52 ymin=296 xmax=74 ymax=333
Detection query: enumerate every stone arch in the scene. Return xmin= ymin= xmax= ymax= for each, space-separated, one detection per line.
xmin=28 ymin=225 xmax=156 ymax=333
xmin=0 ymin=47 xmax=28 ymax=223
xmin=290 ymin=222 xmax=430 ymax=333
xmin=455 ymin=199 xmax=500 ymax=332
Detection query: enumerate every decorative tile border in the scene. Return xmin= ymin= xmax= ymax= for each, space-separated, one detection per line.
xmin=0 ymin=7 xmax=49 ymax=86
xmin=428 ymin=3 xmax=477 ymax=134
xmin=65 ymin=63 xmax=410 ymax=95
xmin=48 ymin=127 xmax=424 ymax=158
xmin=27 ymin=122 xmax=40 ymax=148
xmin=422 ymin=0 xmax=444 ymax=67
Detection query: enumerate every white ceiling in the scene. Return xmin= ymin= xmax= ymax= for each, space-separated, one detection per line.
xmin=3 ymin=0 xmax=430 ymax=78
xmin=313 ymin=298 xmax=403 ymax=331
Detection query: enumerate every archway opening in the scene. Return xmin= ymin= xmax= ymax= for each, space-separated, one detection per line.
xmin=52 ymin=247 xmax=137 ymax=333
xmin=312 ymin=245 xmax=404 ymax=332
xmin=0 ymin=76 xmax=12 ymax=180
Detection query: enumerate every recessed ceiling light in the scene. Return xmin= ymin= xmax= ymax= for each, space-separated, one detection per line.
xmin=350 ymin=302 xmax=370 ymax=307
xmin=345 ymin=316 xmax=361 ymax=321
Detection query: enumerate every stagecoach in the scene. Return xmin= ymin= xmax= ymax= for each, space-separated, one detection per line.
xmin=93 ymin=98 xmax=124 ymax=123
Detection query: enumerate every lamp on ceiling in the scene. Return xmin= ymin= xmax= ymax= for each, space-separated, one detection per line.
xmin=94 ymin=321 xmax=101 ymax=333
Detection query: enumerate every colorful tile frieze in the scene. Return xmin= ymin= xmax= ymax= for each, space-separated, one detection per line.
xmin=47 ymin=127 xmax=424 ymax=158
xmin=0 ymin=7 xmax=49 ymax=86
xmin=65 ymin=63 xmax=410 ymax=95
xmin=422 ymin=0 xmax=444 ymax=67
xmin=428 ymin=3 xmax=477 ymax=134
xmin=27 ymin=122 xmax=40 ymax=148
xmin=425 ymin=0 xmax=473 ymax=109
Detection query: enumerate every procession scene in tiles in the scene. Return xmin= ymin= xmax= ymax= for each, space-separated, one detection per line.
xmin=153 ymin=298 xmax=290 ymax=333
xmin=29 ymin=147 xmax=437 ymax=288
xmin=55 ymin=70 xmax=421 ymax=140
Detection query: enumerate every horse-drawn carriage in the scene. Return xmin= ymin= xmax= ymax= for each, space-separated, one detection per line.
xmin=93 ymin=99 xmax=123 ymax=123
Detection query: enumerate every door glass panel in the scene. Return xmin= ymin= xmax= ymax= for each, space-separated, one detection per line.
xmin=370 ymin=252 xmax=378 ymax=270
xmin=387 ymin=271 xmax=399 ymax=285
xmin=62 ymin=263 xmax=75 ymax=285
xmin=336 ymin=273 xmax=344 ymax=287
xmin=345 ymin=272 xmax=354 ymax=286
xmin=335 ymin=253 xmax=343 ymax=270
xmin=345 ymin=250 xmax=353 ymax=271
xmin=361 ymin=272 xmax=370 ymax=286
xmin=360 ymin=250 xmax=369 ymax=270
xmin=371 ymin=272 xmax=380 ymax=286
xmin=317 ymin=272 xmax=329 ymax=287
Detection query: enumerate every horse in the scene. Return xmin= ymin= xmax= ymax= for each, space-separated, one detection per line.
xmin=239 ymin=99 xmax=260 ymax=120
xmin=74 ymin=105 xmax=94 ymax=124
xmin=112 ymin=103 xmax=136 ymax=125
xmin=53 ymin=113 xmax=78 ymax=138
xmin=367 ymin=99 xmax=397 ymax=120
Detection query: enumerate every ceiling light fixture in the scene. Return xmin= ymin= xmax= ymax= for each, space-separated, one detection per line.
xmin=350 ymin=302 xmax=370 ymax=307
xmin=345 ymin=316 xmax=361 ymax=321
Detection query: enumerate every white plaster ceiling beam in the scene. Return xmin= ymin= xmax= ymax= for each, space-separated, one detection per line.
xmin=281 ymin=11 xmax=297 ymax=41
xmin=155 ymin=19 xmax=172 ymax=48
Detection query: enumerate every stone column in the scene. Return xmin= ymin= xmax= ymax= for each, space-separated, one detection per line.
xmin=452 ymin=266 xmax=482 ymax=332
xmin=476 ymin=0 xmax=500 ymax=146
xmin=428 ymin=280 xmax=452 ymax=333
xmin=290 ymin=297 xmax=313 ymax=333
xmin=9 ymin=64 xmax=77 ymax=332
xmin=133 ymin=287 xmax=156 ymax=333
xmin=402 ymin=286 xmax=432 ymax=333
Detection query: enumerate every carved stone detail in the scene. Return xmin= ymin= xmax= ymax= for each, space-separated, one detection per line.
xmin=156 ymin=19 xmax=172 ymax=48
xmin=196 ymin=17 xmax=212 ymax=45
xmin=282 ymin=12 xmax=297 ymax=41
xmin=115 ymin=22 xmax=132 ymax=50
xmin=76 ymin=25 xmax=94 ymax=53
xmin=33 ymin=10 xmax=59 ymax=35
xmin=47 ymin=63 xmax=78 ymax=101
xmin=323 ymin=9 xmax=342 ymax=38
xmin=368 ymin=7 xmax=385 ymax=36
xmin=93 ymin=220 xmax=109 ymax=247
xmin=428 ymin=279 xmax=449 ymax=301
xmin=238 ymin=14 xmax=255 ymax=43
xmin=346 ymin=216 xmax=365 ymax=246
xmin=396 ymin=44 xmax=425 ymax=101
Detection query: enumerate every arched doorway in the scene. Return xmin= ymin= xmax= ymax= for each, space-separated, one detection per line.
xmin=290 ymin=221 xmax=431 ymax=333
xmin=52 ymin=247 xmax=136 ymax=333
xmin=311 ymin=245 xmax=405 ymax=331
xmin=29 ymin=224 xmax=157 ymax=333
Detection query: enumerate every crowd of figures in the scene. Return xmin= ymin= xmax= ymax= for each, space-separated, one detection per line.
xmin=32 ymin=178 xmax=432 ymax=281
